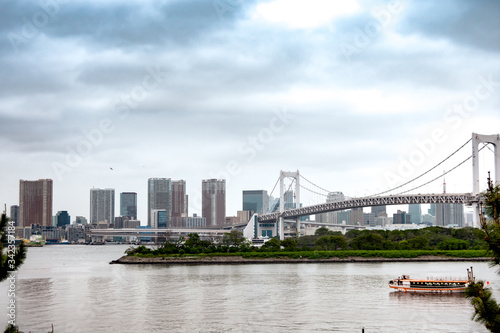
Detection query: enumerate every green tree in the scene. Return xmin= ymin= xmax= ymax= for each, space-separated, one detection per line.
xmin=281 ymin=238 xmax=298 ymax=252
xmin=222 ymin=230 xmax=245 ymax=247
xmin=261 ymin=238 xmax=281 ymax=251
xmin=315 ymin=235 xmax=347 ymax=251
xmin=466 ymin=175 xmax=500 ymax=331
xmin=350 ymin=232 xmax=384 ymax=250
xmin=315 ymin=227 xmax=339 ymax=237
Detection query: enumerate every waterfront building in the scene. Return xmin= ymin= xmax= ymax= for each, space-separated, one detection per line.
xmin=10 ymin=205 xmax=19 ymax=226
xmin=408 ymin=204 xmax=422 ymax=224
xmin=148 ymin=178 xmax=172 ymax=227
xmin=237 ymin=210 xmax=251 ymax=223
xmin=242 ymin=190 xmax=269 ymax=215
xmin=124 ymin=219 xmax=141 ymax=228
xmin=337 ymin=210 xmax=350 ymax=225
xmin=120 ymin=192 xmax=137 ymax=219
xmin=90 ymin=188 xmax=115 ymax=224
xmin=428 ymin=204 xmax=436 ymax=216
xmin=202 ymin=179 xmax=226 ymax=226
xmin=19 ymin=179 xmax=53 ymax=227
xmin=363 ymin=212 xmax=376 ymax=227
xmin=114 ymin=216 xmax=129 ymax=229
xmin=172 ymin=180 xmax=188 ymax=218
xmin=55 ymin=211 xmax=70 ymax=228
xmin=186 ymin=214 xmax=206 ymax=228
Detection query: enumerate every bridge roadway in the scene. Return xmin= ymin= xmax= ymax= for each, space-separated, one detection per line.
xmin=258 ymin=193 xmax=481 ymax=222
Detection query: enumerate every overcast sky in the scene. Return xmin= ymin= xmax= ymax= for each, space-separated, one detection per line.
xmin=1 ymin=0 xmax=500 ymax=223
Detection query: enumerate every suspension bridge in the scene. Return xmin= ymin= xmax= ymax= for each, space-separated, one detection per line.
xmin=246 ymin=133 xmax=500 ymax=240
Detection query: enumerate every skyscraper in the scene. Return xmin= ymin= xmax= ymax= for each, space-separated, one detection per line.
xmin=408 ymin=204 xmax=422 ymax=224
xmin=55 ymin=210 xmax=70 ymax=227
xmin=202 ymin=179 xmax=226 ymax=226
xmin=90 ymin=188 xmax=115 ymax=224
xmin=120 ymin=192 xmax=137 ymax=219
xmin=172 ymin=180 xmax=188 ymax=218
xmin=19 ymin=179 xmax=53 ymax=227
xmin=9 ymin=205 xmax=19 ymax=227
xmin=242 ymin=190 xmax=269 ymax=215
xmin=148 ymin=178 xmax=172 ymax=227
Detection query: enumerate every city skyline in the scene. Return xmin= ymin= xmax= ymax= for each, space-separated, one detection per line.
xmin=1 ymin=1 xmax=500 ymax=223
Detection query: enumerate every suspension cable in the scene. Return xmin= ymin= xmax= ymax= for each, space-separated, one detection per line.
xmin=268 ymin=176 xmax=280 ymax=198
xmin=299 ymin=184 xmax=328 ymax=197
xmin=396 ymin=144 xmax=487 ymax=195
xmin=370 ymin=138 xmax=472 ymax=196
xmin=300 ymin=174 xmax=331 ymax=194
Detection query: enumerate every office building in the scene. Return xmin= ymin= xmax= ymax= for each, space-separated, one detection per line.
xmin=120 ymin=192 xmax=137 ymax=219
xmin=10 ymin=205 xmax=19 ymax=227
xmin=148 ymin=178 xmax=172 ymax=227
xmin=316 ymin=192 xmax=344 ymax=224
xmin=172 ymin=180 xmax=188 ymax=218
xmin=408 ymin=204 xmax=422 ymax=224
xmin=19 ymin=179 xmax=53 ymax=227
xmin=202 ymin=179 xmax=226 ymax=226
xmin=75 ymin=216 xmax=88 ymax=225
xmin=151 ymin=209 xmax=168 ymax=228
xmin=371 ymin=205 xmax=386 ymax=217
xmin=90 ymin=188 xmax=115 ymax=224
xmin=243 ymin=190 xmax=269 ymax=215
xmin=436 ymin=203 xmax=464 ymax=227
xmin=393 ymin=210 xmax=411 ymax=224
xmin=55 ymin=211 xmax=70 ymax=228
xmin=350 ymin=208 xmax=363 ymax=225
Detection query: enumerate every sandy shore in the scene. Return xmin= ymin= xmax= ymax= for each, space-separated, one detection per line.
xmin=110 ymin=255 xmax=492 ymax=265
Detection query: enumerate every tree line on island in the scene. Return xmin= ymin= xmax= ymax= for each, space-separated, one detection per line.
xmin=126 ymin=225 xmax=487 ymax=257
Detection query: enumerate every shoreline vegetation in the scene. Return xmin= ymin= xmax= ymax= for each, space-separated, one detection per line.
xmin=111 ymin=250 xmax=492 ymax=265
xmin=112 ymin=226 xmax=493 ymax=265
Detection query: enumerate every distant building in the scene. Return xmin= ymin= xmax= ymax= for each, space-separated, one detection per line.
xmin=124 ymin=220 xmax=141 ymax=228
xmin=350 ymin=208 xmax=363 ymax=225
xmin=363 ymin=213 xmax=376 ymax=227
xmin=242 ymin=190 xmax=269 ymax=215
xmin=436 ymin=203 xmax=464 ymax=227
xmin=237 ymin=210 xmax=251 ymax=223
xmin=114 ymin=216 xmax=129 ymax=229
xmin=75 ymin=216 xmax=88 ymax=225
xmin=202 ymin=179 xmax=226 ymax=226
xmin=428 ymin=204 xmax=436 ymax=217
xmin=408 ymin=204 xmax=422 ymax=224
xmin=151 ymin=209 xmax=167 ymax=228
xmin=55 ymin=211 xmax=70 ymax=228
xmin=225 ymin=216 xmax=239 ymax=225
xmin=19 ymin=179 xmax=53 ymax=227
xmin=186 ymin=215 xmax=206 ymax=228
xmin=90 ymin=188 xmax=115 ymax=224
xmin=393 ymin=210 xmax=411 ymax=224
xmin=120 ymin=192 xmax=137 ymax=219
xmin=316 ymin=192 xmax=344 ymax=224
xmin=172 ymin=180 xmax=188 ymax=218
xmin=10 ymin=205 xmax=19 ymax=227
xmin=337 ymin=210 xmax=350 ymax=225
xmin=148 ymin=178 xmax=172 ymax=227
xmin=371 ymin=205 xmax=387 ymax=217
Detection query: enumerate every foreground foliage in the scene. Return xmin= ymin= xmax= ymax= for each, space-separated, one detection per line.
xmin=466 ymin=175 xmax=500 ymax=332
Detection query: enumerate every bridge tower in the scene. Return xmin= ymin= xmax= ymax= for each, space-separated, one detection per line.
xmin=472 ymin=133 xmax=500 ymax=226
xmin=279 ymin=170 xmax=300 ymax=240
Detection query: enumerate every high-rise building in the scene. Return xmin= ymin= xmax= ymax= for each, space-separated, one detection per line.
xmin=148 ymin=178 xmax=172 ymax=227
xmin=55 ymin=211 xmax=70 ymax=228
xmin=75 ymin=216 xmax=88 ymax=225
xmin=350 ymin=208 xmax=363 ymax=225
xmin=172 ymin=180 xmax=188 ymax=218
xmin=19 ymin=179 xmax=53 ymax=227
xmin=202 ymin=179 xmax=226 ymax=226
xmin=242 ymin=190 xmax=269 ymax=215
xmin=436 ymin=203 xmax=464 ymax=227
xmin=393 ymin=210 xmax=411 ymax=224
xmin=90 ymin=188 xmax=115 ymax=224
xmin=408 ymin=204 xmax=422 ymax=224
xmin=10 ymin=205 xmax=19 ymax=227
xmin=428 ymin=204 xmax=436 ymax=216
xmin=120 ymin=192 xmax=137 ymax=219
xmin=371 ymin=205 xmax=386 ymax=217
xmin=316 ymin=192 xmax=345 ymax=224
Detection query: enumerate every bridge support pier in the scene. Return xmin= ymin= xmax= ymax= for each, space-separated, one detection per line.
xmin=472 ymin=133 xmax=500 ymax=227
xmin=296 ymin=217 xmax=300 ymax=238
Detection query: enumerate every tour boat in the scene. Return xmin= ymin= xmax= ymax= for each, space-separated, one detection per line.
xmin=388 ymin=267 xmax=475 ymax=293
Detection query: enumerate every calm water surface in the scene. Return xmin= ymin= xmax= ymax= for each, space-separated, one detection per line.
xmin=1 ymin=245 xmax=498 ymax=332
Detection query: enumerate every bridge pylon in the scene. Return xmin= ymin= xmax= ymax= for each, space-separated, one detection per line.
xmin=279 ymin=170 xmax=300 ymax=240
xmin=472 ymin=133 xmax=500 ymax=226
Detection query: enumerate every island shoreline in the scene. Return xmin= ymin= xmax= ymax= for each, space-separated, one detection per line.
xmin=110 ymin=255 xmax=492 ymax=265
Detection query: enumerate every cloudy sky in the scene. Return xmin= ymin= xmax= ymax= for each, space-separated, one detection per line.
xmin=1 ymin=0 xmax=500 ymax=223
